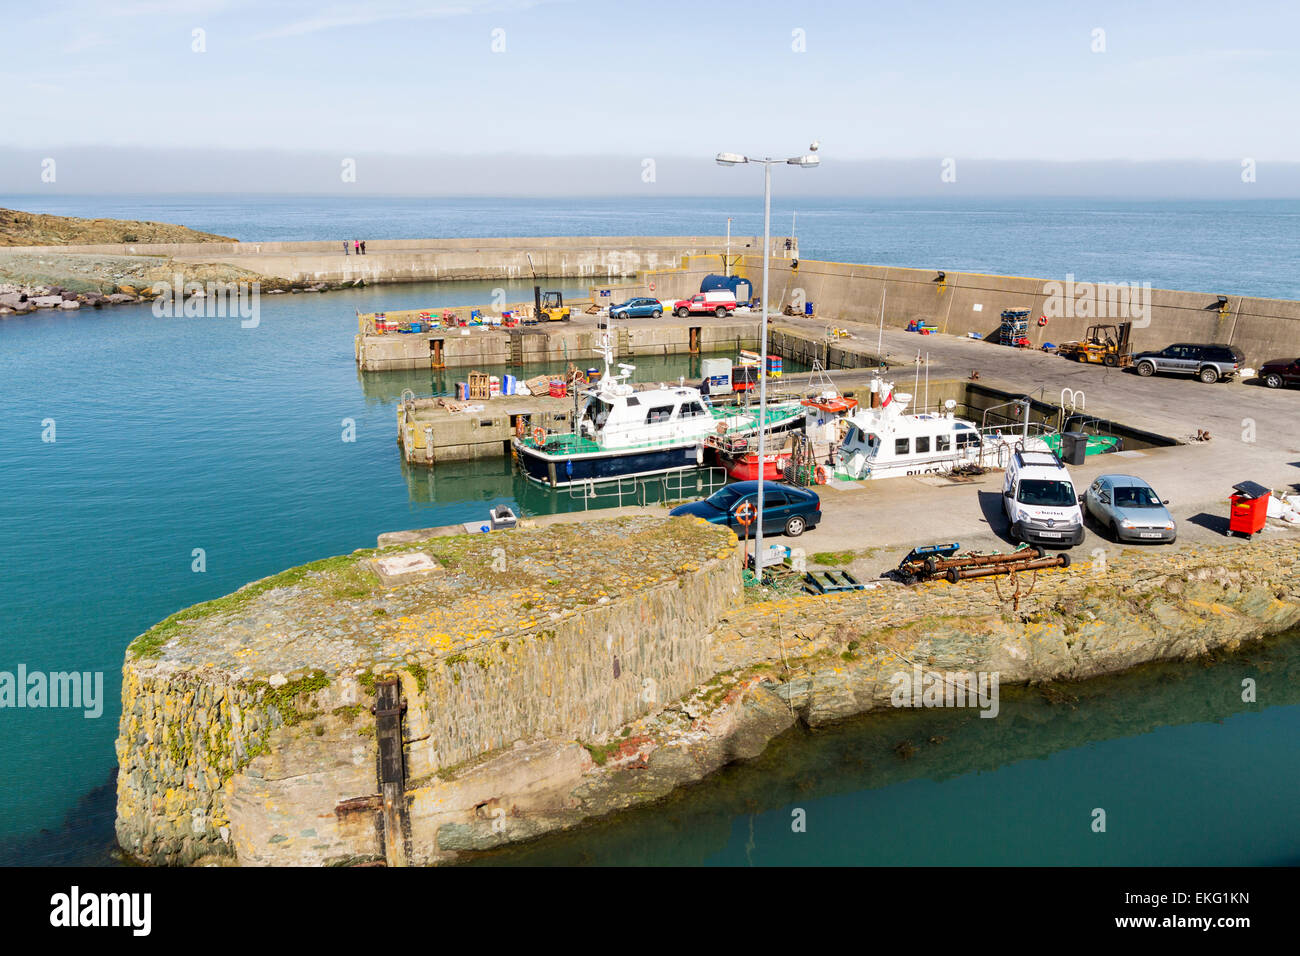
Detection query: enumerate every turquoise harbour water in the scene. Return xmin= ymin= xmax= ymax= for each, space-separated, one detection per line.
xmin=1 ymin=196 xmax=1297 ymax=866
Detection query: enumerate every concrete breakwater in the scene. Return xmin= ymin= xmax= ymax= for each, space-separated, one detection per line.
xmin=640 ymin=255 xmax=1300 ymax=369
xmin=3 ymin=236 xmax=785 ymax=290
xmin=114 ymin=515 xmax=1300 ymax=866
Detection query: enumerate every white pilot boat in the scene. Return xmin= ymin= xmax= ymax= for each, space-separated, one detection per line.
xmin=833 ymin=377 xmax=1052 ymax=480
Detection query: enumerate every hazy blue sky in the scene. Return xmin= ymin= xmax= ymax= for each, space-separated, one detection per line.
xmin=2 ymin=0 xmax=1297 ymax=194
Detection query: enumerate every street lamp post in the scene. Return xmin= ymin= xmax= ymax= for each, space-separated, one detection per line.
xmin=716 ymin=145 xmax=820 ymax=578
xmin=724 ymin=217 xmax=733 ymax=277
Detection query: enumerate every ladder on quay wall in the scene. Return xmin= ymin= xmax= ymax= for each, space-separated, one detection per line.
xmin=508 ymin=331 xmax=524 ymax=367
xmin=617 ymin=327 xmax=630 ymax=357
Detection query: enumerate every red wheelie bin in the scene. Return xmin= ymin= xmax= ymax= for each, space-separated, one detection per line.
xmin=1228 ymin=481 xmax=1270 ymax=538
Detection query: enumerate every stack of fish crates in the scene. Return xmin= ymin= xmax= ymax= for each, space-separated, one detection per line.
xmin=999 ymin=309 xmax=1031 ymax=347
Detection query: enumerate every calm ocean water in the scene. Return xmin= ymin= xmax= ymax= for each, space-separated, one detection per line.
xmin=0 ymin=195 xmax=1296 ymax=866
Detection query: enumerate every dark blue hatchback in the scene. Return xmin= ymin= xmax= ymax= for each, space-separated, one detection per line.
xmin=669 ymin=481 xmax=821 ymax=537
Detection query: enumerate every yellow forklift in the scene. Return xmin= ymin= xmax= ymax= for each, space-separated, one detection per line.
xmin=526 ymin=252 xmax=570 ymax=321
xmin=1057 ymin=321 xmax=1133 ymax=367
xmin=533 ymin=286 xmax=571 ymax=322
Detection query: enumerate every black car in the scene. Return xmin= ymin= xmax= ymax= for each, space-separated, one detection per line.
xmin=1132 ymin=343 xmax=1245 ymax=383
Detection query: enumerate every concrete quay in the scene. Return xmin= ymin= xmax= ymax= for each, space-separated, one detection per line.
xmin=361 ymin=312 xmax=761 ymax=373
xmin=719 ymin=320 xmax=1300 ymax=573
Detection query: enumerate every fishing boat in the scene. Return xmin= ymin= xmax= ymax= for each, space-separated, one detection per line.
xmin=708 ymin=435 xmax=792 ymax=481
xmin=512 ymin=336 xmax=805 ymax=487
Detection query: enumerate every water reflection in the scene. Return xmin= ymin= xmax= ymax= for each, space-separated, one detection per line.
xmin=467 ymin=629 xmax=1300 ymax=866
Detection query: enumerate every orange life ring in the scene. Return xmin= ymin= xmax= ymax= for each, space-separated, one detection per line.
xmin=532 ymin=426 xmax=546 ymax=446
xmin=735 ymin=501 xmax=756 ymax=526
xmin=1037 ymin=314 xmax=1048 ymax=327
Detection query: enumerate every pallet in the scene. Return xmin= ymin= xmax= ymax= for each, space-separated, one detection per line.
xmin=803 ymin=569 xmax=866 ymax=595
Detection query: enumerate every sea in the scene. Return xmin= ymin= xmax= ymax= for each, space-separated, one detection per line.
xmin=1 ymin=194 xmax=1297 ymax=866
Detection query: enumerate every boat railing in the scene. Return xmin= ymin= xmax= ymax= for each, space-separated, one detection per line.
xmin=567 ymin=466 xmax=730 ymax=511
xmin=974 ymin=420 xmax=1057 ymax=469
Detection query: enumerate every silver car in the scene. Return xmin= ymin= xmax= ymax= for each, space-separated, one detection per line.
xmin=1084 ymin=474 xmax=1177 ymax=543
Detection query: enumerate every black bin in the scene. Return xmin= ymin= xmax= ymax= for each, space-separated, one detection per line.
xmin=1061 ymin=431 xmax=1088 ymax=465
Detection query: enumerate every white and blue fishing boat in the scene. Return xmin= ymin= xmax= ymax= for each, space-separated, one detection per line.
xmin=512 ymin=336 xmax=805 ymax=487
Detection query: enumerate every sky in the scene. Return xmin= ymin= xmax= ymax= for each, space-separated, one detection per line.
xmin=1 ymin=0 xmax=1298 ymax=195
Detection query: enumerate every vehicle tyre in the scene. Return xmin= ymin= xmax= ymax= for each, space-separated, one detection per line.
xmin=1102 ymin=353 xmax=1118 ymax=367
xmin=1059 ymin=552 xmax=1072 ymax=568
xmin=784 ymin=515 xmax=806 ymax=537
xmin=652 ymin=309 xmax=661 ymax=318
xmin=945 ymin=569 xmax=959 ymax=584
xmin=1008 ymin=521 xmax=1021 ymax=542
xmin=714 ymin=306 xmax=727 ymax=318
xmin=1110 ymin=520 xmax=1123 ymax=542
xmin=1198 ymin=366 xmax=1219 ymax=384
xmin=676 ymin=307 xmax=689 ymax=318
xmin=1032 ymin=545 xmax=1046 ymax=558
xmin=1265 ymin=373 xmax=1282 ymax=389
xmin=1136 ymin=360 xmax=1155 ymax=377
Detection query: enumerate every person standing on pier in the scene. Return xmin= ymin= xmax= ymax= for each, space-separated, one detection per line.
xmin=343 ymin=240 xmax=349 ymax=255
xmin=360 ymin=240 xmax=366 ymax=255
xmin=354 ymin=240 xmax=360 ymax=255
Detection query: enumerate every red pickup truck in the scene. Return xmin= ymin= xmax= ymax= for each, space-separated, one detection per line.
xmin=673 ymin=290 xmax=737 ymax=318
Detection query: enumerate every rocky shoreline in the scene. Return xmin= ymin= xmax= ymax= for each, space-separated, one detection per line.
xmin=0 ymin=274 xmax=361 ymax=317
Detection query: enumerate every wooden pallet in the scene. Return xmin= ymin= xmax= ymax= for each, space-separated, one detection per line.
xmin=803 ymin=569 xmax=866 ymax=595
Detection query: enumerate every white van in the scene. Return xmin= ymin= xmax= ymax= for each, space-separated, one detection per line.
xmin=1002 ymin=449 xmax=1085 ymax=547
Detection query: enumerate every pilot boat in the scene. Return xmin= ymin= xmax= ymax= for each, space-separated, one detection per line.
xmin=834 ymin=377 xmax=1044 ymax=480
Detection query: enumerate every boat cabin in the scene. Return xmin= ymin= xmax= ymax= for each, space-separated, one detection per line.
xmin=577 ymin=385 xmax=714 ymax=449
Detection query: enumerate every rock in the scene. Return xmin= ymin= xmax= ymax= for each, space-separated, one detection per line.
xmin=31 ymin=295 xmax=63 ymax=308
xmin=58 ymin=300 xmax=80 ymax=310
xmin=117 ymin=284 xmax=137 ymax=295
xmin=0 ymin=292 xmax=22 ymax=308
xmin=106 ymin=293 xmax=137 ymax=304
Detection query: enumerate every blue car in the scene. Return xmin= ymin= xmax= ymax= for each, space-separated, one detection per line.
xmin=610 ymin=297 xmax=663 ymax=319
xmin=669 ymin=481 xmax=821 ymax=537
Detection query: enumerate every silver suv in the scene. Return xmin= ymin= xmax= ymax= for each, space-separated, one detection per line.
xmin=1133 ymin=343 xmax=1245 ymax=383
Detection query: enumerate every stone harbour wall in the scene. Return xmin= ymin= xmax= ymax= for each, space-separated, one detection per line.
xmin=114 ymin=516 xmax=742 ymax=865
